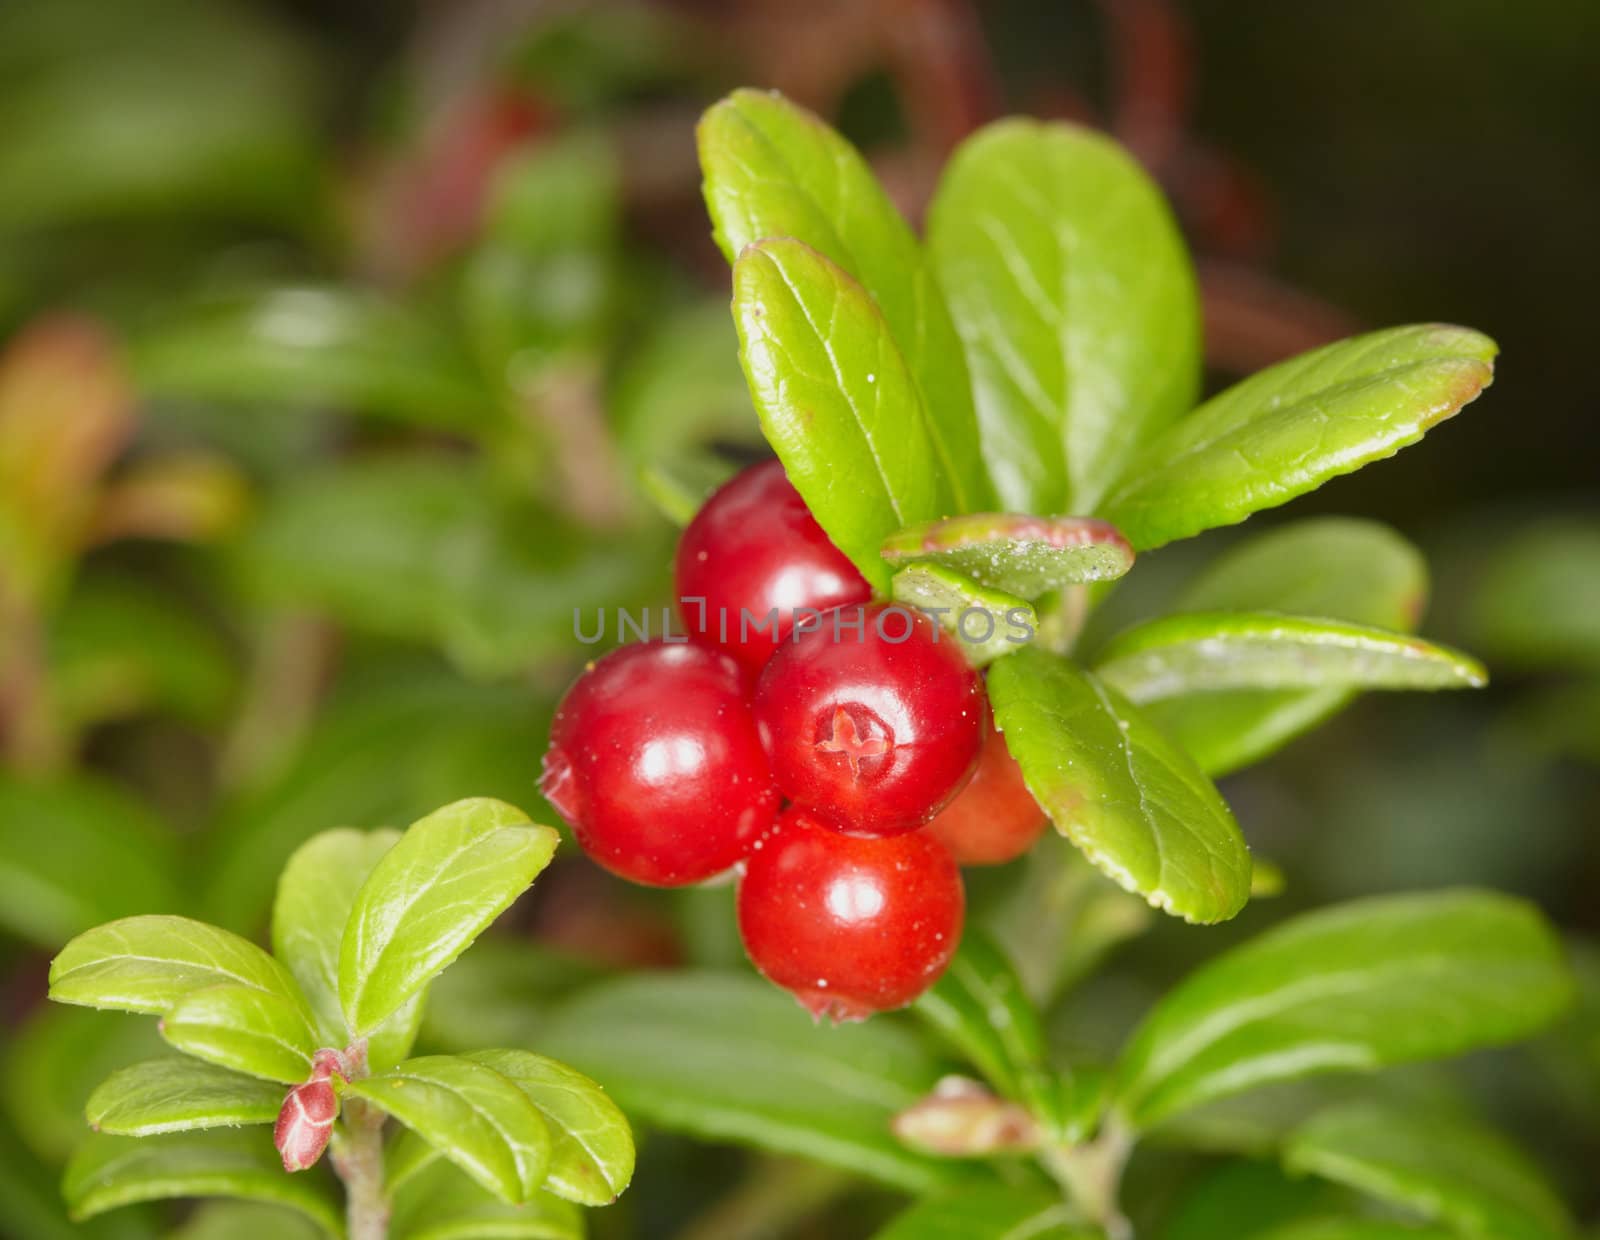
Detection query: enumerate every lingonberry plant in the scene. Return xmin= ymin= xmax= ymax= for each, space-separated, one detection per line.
xmin=44 ymin=799 xmax=633 ymax=1239
xmin=512 ymin=87 xmax=1582 ymax=1237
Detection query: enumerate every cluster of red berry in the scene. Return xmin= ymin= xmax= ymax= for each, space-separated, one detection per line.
xmin=540 ymin=461 xmax=1049 ymax=1019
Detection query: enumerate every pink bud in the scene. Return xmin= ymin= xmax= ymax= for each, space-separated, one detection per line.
xmin=275 ymin=1078 xmax=339 ymax=1172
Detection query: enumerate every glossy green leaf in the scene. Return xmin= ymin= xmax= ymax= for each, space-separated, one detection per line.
xmin=1283 ymin=1102 xmax=1571 ymax=1240
xmin=889 ymin=564 xmax=1036 ymax=667
xmin=882 ymin=514 xmax=1135 ymax=599
xmin=338 ymin=798 xmax=556 ymax=1035
xmin=913 ymin=932 xmax=1047 ymax=1102
xmin=0 ymin=775 xmax=179 ymax=949
xmin=86 ymin=1058 xmax=283 ymax=1136
xmin=272 ymin=828 xmax=421 ymax=1070
xmin=700 ymin=88 xmax=991 ymax=513
xmin=50 ymin=915 xmax=304 ymax=1017
xmin=389 ymin=1155 xmax=582 ymax=1240
xmin=1114 ymin=890 xmax=1574 ymax=1128
xmin=464 ymin=1050 xmax=633 ymax=1206
xmin=1140 ymin=518 xmax=1430 ymax=775
xmin=1096 ymin=612 xmax=1484 ymax=702
xmin=929 ymin=118 xmax=1199 ymax=514
xmin=343 ymin=1054 xmax=550 ymax=1205
xmin=538 ymin=971 xmax=957 ymax=1192
xmin=987 ymin=647 xmax=1251 ymax=924
xmin=132 ymin=285 xmax=492 ymax=431
xmin=160 ymin=984 xmax=317 ymax=1084
xmin=63 ymin=1130 xmax=340 ymax=1234
xmin=1471 ymin=517 xmax=1600 ymax=672
xmin=733 ymin=237 xmax=954 ymax=594
xmin=1101 ymin=325 xmax=1496 ymax=550
xmin=875 ymin=1183 xmax=1091 ymax=1239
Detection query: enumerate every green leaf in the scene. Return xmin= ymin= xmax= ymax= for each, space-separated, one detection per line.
xmin=987 ymin=647 xmax=1251 ymax=924
xmin=0 ymin=774 xmax=179 ymax=949
xmin=50 ymin=916 xmax=304 ymax=1018
xmin=464 ymin=1050 xmax=633 ymax=1206
xmin=1471 ymin=517 xmax=1600 ymax=672
xmin=62 ymin=1130 xmax=341 ymax=1234
xmin=272 ymin=829 xmax=421 ymax=1069
xmin=86 ymin=1058 xmax=283 ymax=1136
xmin=1113 ymin=890 xmax=1574 ymax=1129
xmin=912 ymin=932 xmax=1047 ymax=1103
xmin=338 ymin=798 xmax=557 ymax=1036
xmin=131 ymin=285 xmax=493 ymax=431
xmin=1101 ymin=325 xmax=1496 ymax=551
xmin=882 ymin=514 xmax=1134 ymax=599
xmin=928 ymin=118 xmax=1200 ymax=515
xmin=160 ymin=984 xmax=317 ymax=1084
xmin=1283 ymin=1101 xmax=1571 ymax=1240
xmin=699 ymin=88 xmax=991 ymax=513
xmin=733 ymin=237 xmax=954 ymax=594
xmin=1138 ymin=518 xmax=1430 ymax=775
xmin=538 ymin=971 xmax=958 ymax=1192
xmin=889 ymin=564 xmax=1036 ymax=668
xmin=342 ymin=1054 xmax=550 ymax=1205
xmin=389 ymin=1156 xmax=582 ymax=1240
xmin=1096 ymin=612 xmax=1484 ymax=702
xmin=874 ymin=1184 xmax=1091 ymax=1239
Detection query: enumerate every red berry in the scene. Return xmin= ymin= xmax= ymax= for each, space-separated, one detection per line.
xmin=676 ymin=460 xmax=872 ymax=676
xmin=927 ymin=707 xmax=1049 ymax=865
xmin=753 ymin=604 xmax=984 ymax=835
xmin=738 ymin=806 xmax=965 ymax=1020
xmin=541 ymin=642 xmax=780 ymax=886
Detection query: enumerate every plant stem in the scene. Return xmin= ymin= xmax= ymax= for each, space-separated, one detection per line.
xmin=335 ymin=1096 xmax=389 ymax=1240
xmin=1039 ymin=1117 xmax=1134 ymax=1240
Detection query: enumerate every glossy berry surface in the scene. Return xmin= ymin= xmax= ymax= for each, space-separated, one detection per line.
xmin=738 ymin=806 xmax=965 ymax=1020
xmin=753 ymin=605 xmax=984 ymax=835
xmin=541 ymin=642 xmax=780 ymax=886
xmin=927 ymin=707 xmax=1050 ymax=865
xmin=676 ymin=459 xmax=872 ymax=676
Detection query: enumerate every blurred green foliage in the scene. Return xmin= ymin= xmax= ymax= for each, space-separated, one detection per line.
xmin=0 ymin=0 xmax=1596 ymax=1236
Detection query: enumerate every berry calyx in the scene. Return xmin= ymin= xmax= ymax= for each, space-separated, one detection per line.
xmin=927 ymin=707 xmax=1050 ymax=865
xmin=675 ymin=460 xmax=872 ymax=676
xmin=737 ymin=806 xmax=965 ymax=1020
xmin=541 ymin=642 xmax=780 ymax=886
xmin=752 ymin=604 xmax=984 ymax=835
